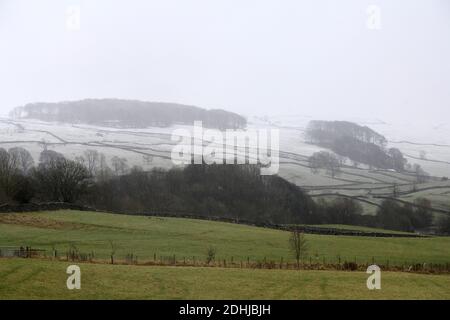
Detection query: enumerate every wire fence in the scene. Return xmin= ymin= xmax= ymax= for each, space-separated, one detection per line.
xmin=2 ymin=246 xmax=449 ymax=274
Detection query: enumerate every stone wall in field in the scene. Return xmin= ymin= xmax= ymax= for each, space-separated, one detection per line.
xmin=0 ymin=202 xmax=91 ymax=213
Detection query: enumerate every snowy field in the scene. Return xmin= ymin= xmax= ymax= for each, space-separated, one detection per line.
xmin=1 ymin=115 xmax=449 ymax=214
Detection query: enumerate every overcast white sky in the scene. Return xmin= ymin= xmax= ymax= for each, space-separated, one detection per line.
xmin=0 ymin=0 xmax=449 ymax=123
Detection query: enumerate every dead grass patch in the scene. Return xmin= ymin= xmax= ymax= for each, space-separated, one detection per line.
xmin=0 ymin=214 xmax=89 ymax=230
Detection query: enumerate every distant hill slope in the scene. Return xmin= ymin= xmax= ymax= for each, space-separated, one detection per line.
xmin=306 ymin=120 xmax=408 ymax=171
xmin=9 ymin=99 xmax=247 ymax=130
xmin=0 ymin=210 xmax=448 ymax=265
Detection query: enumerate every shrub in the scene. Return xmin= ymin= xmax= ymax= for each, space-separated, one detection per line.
xmin=343 ymin=261 xmax=358 ymax=271
xmin=206 ymin=246 xmax=217 ymax=265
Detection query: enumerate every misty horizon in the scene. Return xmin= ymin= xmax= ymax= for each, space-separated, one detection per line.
xmin=0 ymin=0 xmax=449 ymax=124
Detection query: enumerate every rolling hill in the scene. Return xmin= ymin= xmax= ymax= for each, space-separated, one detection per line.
xmin=0 ymin=210 xmax=449 ymax=300
xmin=1 ymin=210 xmax=449 ymax=265
xmin=1 ymin=112 xmax=450 ymax=219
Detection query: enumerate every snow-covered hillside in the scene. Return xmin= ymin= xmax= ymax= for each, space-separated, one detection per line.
xmin=1 ymin=115 xmax=450 ymax=214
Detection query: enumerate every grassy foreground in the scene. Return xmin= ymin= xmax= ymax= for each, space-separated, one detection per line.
xmin=0 ymin=258 xmax=449 ymax=300
xmin=0 ymin=211 xmax=449 ymax=265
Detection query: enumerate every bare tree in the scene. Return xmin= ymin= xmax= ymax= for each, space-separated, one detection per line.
xmin=39 ymin=139 xmax=48 ymax=151
xmin=8 ymin=147 xmax=34 ymax=174
xmin=75 ymin=156 xmax=86 ymax=166
xmin=309 ymin=151 xmax=342 ymax=178
xmin=97 ymin=154 xmax=113 ymax=181
xmin=0 ymin=148 xmax=37 ymax=203
xmin=109 ymin=240 xmax=117 ymax=265
xmin=111 ymin=156 xmax=128 ymax=175
xmin=33 ymin=157 xmax=90 ymax=202
xmin=413 ymin=164 xmax=429 ymax=183
xmin=39 ymin=150 xmax=65 ymax=166
xmin=0 ymin=148 xmax=20 ymax=197
xmin=206 ymin=246 xmax=217 ymax=265
xmin=84 ymin=150 xmax=100 ymax=176
xmin=289 ymin=229 xmax=308 ymax=269
xmin=388 ymin=148 xmax=407 ymax=172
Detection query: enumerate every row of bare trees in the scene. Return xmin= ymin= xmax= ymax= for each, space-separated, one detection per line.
xmin=1 ymin=147 xmax=445 ymax=233
xmin=75 ymin=150 xmax=130 ymax=178
xmin=0 ymin=146 xmax=143 ymax=204
xmin=0 ymin=147 xmax=35 ymax=202
xmin=0 ymin=147 xmax=91 ymax=203
xmin=308 ymin=149 xmax=430 ymax=184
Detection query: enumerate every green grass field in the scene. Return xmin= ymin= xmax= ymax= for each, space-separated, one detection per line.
xmin=0 ymin=258 xmax=449 ymax=299
xmin=0 ymin=210 xmax=449 ymax=266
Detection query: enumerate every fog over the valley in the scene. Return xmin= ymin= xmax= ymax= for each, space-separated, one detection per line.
xmin=0 ymin=0 xmax=449 ymax=124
